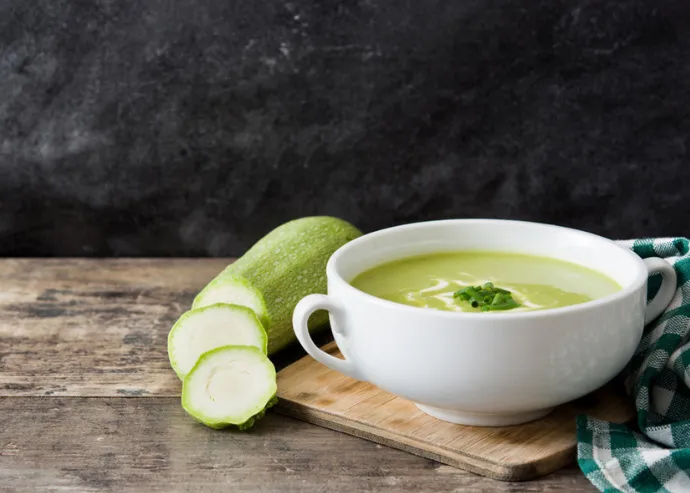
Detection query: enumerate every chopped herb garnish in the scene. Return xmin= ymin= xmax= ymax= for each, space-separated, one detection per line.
xmin=453 ymin=282 xmax=521 ymax=312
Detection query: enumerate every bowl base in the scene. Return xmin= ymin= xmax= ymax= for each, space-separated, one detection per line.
xmin=415 ymin=404 xmax=554 ymax=427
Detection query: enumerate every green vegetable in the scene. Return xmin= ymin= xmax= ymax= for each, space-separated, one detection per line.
xmin=167 ymin=303 xmax=268 ymax=380
xmin=453 ymin=282 xmax=521 ymax=311
xmin=192 ymin=216 xmax=362 ymax=354
xmin=181 ymin=345 xmax=277 ymax=430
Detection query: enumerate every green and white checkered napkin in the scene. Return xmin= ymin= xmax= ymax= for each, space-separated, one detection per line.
xmin=577 ymin=237 xmax=690 ymax=493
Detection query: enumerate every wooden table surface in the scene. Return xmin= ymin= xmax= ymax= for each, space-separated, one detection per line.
xmin=0 ymin=259 xmax=597 ymax=492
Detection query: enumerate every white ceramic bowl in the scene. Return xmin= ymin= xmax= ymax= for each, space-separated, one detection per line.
xmin=292 ymin=219 xmax=676 ymax=426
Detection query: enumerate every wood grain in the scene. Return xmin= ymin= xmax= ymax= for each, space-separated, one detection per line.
xmin=0 ymin=397 xmax=597 ymax=493
xmin=0 ymin=258 xmax=604 ymax=491
xmin=0 ymin=258 xmax=230 ymax=396
xmin=275 ymin=342 xmax=635 ymax=481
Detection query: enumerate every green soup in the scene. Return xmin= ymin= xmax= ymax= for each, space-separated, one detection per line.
xmin=349 ymin=251 xmax=622 ymax=313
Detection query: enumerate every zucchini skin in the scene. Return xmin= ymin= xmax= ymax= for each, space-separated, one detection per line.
xmin=193 ymin=216 xmax=362 ymax=354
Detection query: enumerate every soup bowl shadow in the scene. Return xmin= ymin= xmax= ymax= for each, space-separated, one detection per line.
xmin=292 ymin=219 xmax=676 ymax=426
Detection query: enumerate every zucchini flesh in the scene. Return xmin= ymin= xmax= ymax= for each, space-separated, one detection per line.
xmin=181 ymin=345 xmax=277 ymax=430
xmin=168 ymin=303 xmax=267 ymax=380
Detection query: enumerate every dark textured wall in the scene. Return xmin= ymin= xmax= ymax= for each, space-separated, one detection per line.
xmin=1 ymin=0 xmax=688 ymax=257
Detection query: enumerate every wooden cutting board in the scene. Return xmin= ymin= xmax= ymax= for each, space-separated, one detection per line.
xmin=275 ymin=341 xmax=635 ymax=482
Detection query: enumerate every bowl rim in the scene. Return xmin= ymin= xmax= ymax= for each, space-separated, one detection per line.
xmin=326 ymin=218 xmax=649 ymax=320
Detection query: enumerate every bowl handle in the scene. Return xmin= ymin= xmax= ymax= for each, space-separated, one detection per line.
xmin=292 ymin=294 xmax=364 ymax=381
xmin=643 ymin=257 xmax=677 ymax=325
